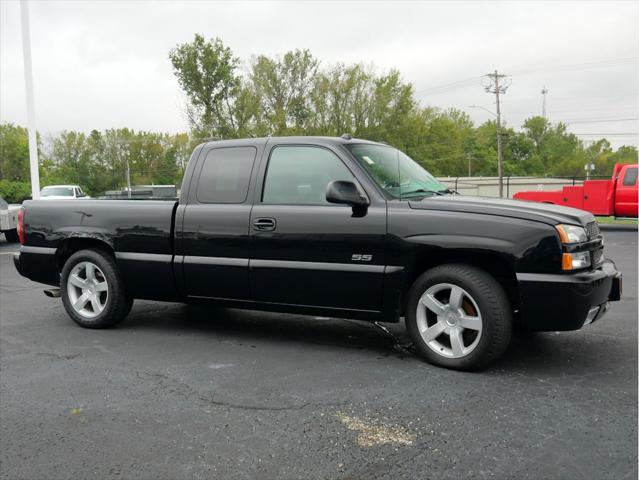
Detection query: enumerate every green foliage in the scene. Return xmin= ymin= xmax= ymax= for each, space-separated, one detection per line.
xmin=2 ymin=40 xmax=637 ymax=198
xmin=0 ymin=124 xmax=31 ymax=181
xmin=0 ymin=180 xmax=31 ymax=203
xmin=250 ymin=49 xmax=319 ymax=134
xmin=0 ymin=127 xmax=192 ymax=197
xmin=166 ymin=36 xmax=636 ymax=180
xmin=169 ymin=34 xmax=241 ymax=137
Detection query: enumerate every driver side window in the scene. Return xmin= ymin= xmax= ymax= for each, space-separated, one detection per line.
xmin=262 ymin=146 xmax=357 ymax=205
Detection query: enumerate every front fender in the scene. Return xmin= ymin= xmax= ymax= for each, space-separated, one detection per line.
xmin=405 ymin=234 xmax=515 ymax=252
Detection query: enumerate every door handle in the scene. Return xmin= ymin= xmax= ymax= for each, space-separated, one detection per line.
xmin=252 ymin=217 xmax=276 ymax=231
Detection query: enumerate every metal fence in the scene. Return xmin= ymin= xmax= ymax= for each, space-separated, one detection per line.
xmin=436 ymin=175 xmax=610 ymax=199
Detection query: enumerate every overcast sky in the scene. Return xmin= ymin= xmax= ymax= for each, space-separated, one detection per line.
xmin=1 ymin=0 xmax=638 ymax=147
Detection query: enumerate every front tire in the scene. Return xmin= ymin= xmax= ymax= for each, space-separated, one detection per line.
xmin=60 ymin=249 xmax=132 ymax=328
xmin=405 ymin=264 xmax=512 ymax=371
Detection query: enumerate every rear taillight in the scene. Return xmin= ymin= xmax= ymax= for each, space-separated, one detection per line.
xmin=17 ymin=208 xmax=25 ymax=245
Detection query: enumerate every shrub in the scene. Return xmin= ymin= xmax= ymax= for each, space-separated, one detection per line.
xmin=0 ymin=180 xmax=32 ymax=204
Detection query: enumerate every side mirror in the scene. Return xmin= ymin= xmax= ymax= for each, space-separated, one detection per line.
xmin=326 ymin=180 xmax=369 ymax=208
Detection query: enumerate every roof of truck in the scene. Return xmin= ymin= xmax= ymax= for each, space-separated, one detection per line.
xmin=201 ymin=136 xmax=386 ymax=148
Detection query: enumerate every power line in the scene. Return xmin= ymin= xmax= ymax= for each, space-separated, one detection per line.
xmin=415 ymin=57 xmax=638 ymax=98
xmin=415 ymin=76 xmax=482 ymax=95
xmin=562 ymin=118 xmax=638 ymax=124
xmin=510 ymin=57 xmax=639 ymax=76
xmin=572 ymin=132 xmax=638 ymax=136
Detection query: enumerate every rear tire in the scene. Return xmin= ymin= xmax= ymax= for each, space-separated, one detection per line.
xmin=405 ymin=264 xmax=512 ymax=371
xmin=60 ymin=249 xmax=132 ymax=328
xmin=3 ymin=229 xmax=18 ymax=243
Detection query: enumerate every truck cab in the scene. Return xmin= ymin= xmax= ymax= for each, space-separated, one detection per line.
xmin=613 ymin=163 xmax=638 ymax=217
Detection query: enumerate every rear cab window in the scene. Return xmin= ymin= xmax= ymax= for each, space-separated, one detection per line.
xmin=196 ymin=147 xmax=257 ymax=203
xmin=622 ymin=167 xmax=637 ymax=187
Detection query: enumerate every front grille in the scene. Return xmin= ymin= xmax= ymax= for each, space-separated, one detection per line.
xmin=592 ymin=248 xmax=604 ymax=266
xmin=585 ymin=221 xmax=600 ymax=239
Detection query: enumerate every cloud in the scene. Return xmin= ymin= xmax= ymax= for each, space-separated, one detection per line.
xmin=1 ymin=0 xmax=637 ymax=146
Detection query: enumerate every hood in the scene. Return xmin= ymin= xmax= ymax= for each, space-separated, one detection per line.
xmin=409 ymin=195 xmax=594 ymax=226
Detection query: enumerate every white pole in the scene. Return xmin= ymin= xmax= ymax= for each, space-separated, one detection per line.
xmin=20 ymin=0 xmax=40 ymax=200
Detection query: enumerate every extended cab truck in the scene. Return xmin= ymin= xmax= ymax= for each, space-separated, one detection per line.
xmin=14 ymin=137 xmax=622 ymax=370
xmin=514 ymin=163 xmax=638 ymax=218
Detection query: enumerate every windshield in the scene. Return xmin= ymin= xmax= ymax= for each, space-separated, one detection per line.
xmin=41 ymin=187 xmax=74 ymax=197
xmin=346 ymin=144 xmax=447 ymax=199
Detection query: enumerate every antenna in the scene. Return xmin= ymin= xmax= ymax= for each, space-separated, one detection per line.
xmin=541 ymin=86 xmax=548 ymax=118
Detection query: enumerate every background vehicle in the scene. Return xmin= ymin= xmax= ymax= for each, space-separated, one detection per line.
xmin=0 ymin=197 xmax=20 ymax=243
xmin=514 ymin=163 xmax=638 ymax=217
xmin=13 ymin=137 xmax=621 ymax=370
xmin=39 ymin=185 xmax=88 ymax=200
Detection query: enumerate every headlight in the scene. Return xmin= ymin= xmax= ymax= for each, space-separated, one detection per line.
xmin=562 ymin=251 xmax=591 ymax=270
xmin=555 ymin=224 xmax=588 ymax=244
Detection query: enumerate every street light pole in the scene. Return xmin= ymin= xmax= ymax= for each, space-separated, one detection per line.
xmin=20 ymin=0 xmax=40 ymax=199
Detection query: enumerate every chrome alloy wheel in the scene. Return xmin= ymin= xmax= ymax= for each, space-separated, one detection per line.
xmin=66 ymin=261 xmax=109 ymax=319
xmin=416 ymin=283 xmax=483 ymax=358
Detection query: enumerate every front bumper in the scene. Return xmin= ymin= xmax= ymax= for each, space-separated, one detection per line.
xmin=516 ymin=259 xmax=622 ymax=331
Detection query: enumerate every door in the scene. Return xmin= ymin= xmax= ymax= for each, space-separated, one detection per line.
xmin=583 ymin=180 xmax=613 ymax=215
xmin=179 ymin=145 xmax=259 ymax=299
xmin=616 ymin=166 xmax=638 ymax=217
xmin=249 ymin=144 xmax=387 ymax=312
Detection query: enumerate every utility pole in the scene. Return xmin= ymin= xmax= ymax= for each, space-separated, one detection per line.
xmin=125 ymin=157 xmax=132 ymax=199
xmin=482 ymin=70 xmax=511 ymax=197
xmin=541 ymin=86 xmax=548 ymax=118
xmin=20 ymin=0 xmax=40 ymax=199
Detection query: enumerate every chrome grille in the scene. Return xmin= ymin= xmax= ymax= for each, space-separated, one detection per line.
xmin=585 ymin=221 xmax=600 ymax=239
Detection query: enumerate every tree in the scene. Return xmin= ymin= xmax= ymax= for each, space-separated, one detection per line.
xmin=0 ymin=123 xmax=30 ymax=181
xmin=169 ymin=34 xmax=242 ymax=138
xmin=249 ymin=49 xmax=319 ymax=134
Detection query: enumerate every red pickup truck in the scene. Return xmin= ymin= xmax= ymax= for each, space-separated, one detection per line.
xmin=514 ymin=163 xmax=638 ymax=218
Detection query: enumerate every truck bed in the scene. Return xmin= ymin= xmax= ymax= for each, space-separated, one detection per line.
xmin=20 ymin=199 xmax=179 ymax=299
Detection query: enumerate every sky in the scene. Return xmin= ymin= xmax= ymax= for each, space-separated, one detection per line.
xmin=1 ymin=0 xmax=638 ymax=147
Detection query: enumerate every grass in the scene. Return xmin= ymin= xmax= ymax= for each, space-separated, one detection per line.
xmin=596 ymin=216 xmax=638 ymax=226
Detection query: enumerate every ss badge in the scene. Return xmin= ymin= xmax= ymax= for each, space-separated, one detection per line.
xmin=351 ymin=254 xmax=373 ymax=262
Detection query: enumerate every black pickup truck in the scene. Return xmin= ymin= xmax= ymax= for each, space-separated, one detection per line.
xmin=14 ymin=136 xmax=622 ymax=370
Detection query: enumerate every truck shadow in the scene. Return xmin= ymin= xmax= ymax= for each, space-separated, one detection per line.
xmin=123 ymin=302 xmax=615 ymax=375
xmin=126 ymin=302 xmax=408 ymax=358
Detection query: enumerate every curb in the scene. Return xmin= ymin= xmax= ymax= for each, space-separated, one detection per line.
xmin=599 ymin=224 xmax=637 ymax=232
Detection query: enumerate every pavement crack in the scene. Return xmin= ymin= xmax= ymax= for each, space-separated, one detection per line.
xmin=134 ymin=369 xmax=335 ymax=412
xmin=35 ymin=352 xmax=81 ymax=361
xmin=200 ymin=396 xmax=310 ymax=412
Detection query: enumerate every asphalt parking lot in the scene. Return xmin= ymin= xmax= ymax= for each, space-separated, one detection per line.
xmin=1 ymin=230 xmax=637 ymax=480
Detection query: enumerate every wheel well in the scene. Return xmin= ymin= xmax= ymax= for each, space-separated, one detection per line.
xmin=56 ymin=238 xmax=115 ymax=272
xmin=404 ymin=251 xmax=519 ymax=314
